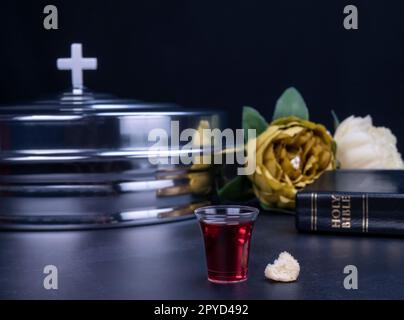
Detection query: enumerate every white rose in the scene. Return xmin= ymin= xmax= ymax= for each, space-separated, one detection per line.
xmin=334 ymin=115 xmax=404 ymax=169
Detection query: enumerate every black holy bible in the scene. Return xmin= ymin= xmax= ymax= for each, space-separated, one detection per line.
xmin=296 ymin=170 xmax=404 ymax=236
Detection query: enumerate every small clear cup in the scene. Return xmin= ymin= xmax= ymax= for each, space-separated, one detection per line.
xmin=195 ymin=205 xmax=259 ymax=284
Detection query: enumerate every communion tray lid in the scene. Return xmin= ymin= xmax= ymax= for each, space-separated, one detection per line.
xmin=0 ymin=43 xmax=225 ymax=230
xmin=0 ymin=88 xmax=223 ymax=163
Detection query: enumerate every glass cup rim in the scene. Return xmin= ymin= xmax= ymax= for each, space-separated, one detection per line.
xmin=194 ymin=205 xmax=259 ymax=221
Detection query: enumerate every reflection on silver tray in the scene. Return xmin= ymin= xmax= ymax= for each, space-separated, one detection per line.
xmin=0 ymin=43 xmax=225 ymax=230
xmin=0 ymin=159 xmax=218 ymax=230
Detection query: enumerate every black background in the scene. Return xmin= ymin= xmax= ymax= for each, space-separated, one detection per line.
xmin=1 ymin=0 xmax=404 ymax=150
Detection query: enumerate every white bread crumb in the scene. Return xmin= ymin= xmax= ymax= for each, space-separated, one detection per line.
xmin=264 ymin=251 xmax=300 ymax=282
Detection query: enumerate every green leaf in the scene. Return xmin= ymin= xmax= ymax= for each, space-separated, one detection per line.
xmin=218 ymin=175 xmax=254 ymax=202
xmin=260 ymin=202 xmax=272 ymax=210
xmin=331 ymin=140 xmax=337 ymax=155
xmin=331 ymin=110 xmax=340 ymax=131
xmin=242 ymin=106 xmax=268 ymax=142
xmin=273 ymin=87 xmax=309 ymax=121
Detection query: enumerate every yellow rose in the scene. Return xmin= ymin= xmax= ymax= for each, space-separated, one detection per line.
xmin=247 ymin=116 xmax=336 ymax=209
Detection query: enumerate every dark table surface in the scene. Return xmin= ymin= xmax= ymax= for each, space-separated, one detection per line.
xmin=0 ymin=212 xmax=403 ymax=300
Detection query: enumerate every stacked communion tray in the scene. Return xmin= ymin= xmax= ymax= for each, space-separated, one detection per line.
xmin=0 ymin=44 xmax=224 ymax=230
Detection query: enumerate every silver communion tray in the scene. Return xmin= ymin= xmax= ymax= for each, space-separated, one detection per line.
xmin=0 ymin=44 xmax=225 ymax=230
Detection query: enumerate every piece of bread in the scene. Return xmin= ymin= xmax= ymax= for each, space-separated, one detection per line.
xmin=264 ymin=251 xmax=300 ymax=282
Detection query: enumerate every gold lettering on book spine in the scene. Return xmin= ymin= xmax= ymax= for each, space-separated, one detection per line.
xmin=330 ymin=194 xmax=351 ymax=229
xmin=331 ymin=194 xmax=341 ymax=228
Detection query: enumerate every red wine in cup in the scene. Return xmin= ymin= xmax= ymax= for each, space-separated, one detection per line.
xmin=199 ymin=220 xmax=254 ymax=283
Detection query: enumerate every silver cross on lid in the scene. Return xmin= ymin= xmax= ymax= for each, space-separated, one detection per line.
xmin=57 ymin=43 xmax=97 ymax=94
